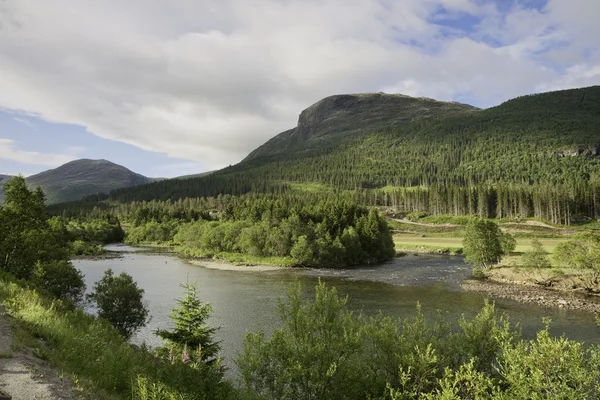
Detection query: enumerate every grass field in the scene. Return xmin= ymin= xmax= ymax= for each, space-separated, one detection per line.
xmin=393 ymin=234 xmax=566 ymax=254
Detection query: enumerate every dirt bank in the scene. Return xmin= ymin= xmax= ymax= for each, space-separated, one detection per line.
xmin=187 ymin=258 xmax=285 ymax=272
xmin=462 ymin=279 xmax=600 ymax=313
xmin=0 ymin=307 xmax=83 ymax=400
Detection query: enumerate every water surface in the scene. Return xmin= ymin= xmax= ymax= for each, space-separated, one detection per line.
xmin=74 ymin=252 xmax=600 ymax=371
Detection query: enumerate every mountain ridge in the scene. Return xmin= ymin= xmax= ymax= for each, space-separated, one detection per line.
xmin=244 ymin=92 xmax=478 ymax=161
xmin=0 ymin=159 xmax=152 ymax=204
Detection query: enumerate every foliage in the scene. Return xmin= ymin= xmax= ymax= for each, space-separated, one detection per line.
xmin=156 ymin=283 xmax=221 ymax=365
xmin=172 ymin=199 xmax=394 ymax=267
xmin=4 ymin=270 xmax=600 ymax=399
xmin=70 ymin=239 xmax=105 ymax=256
xmin=554 ymin=233 xmax=600 ymax=287
xmin=500 ymin=232 xmax=516 ymax=255
xmin=88 ymin=268 xmax=150 ymax=338
xmin=32 ymin=260 xmax=86 ymax=305
xmin=237 ymin=281 xmax=371 ymax=399
xmin=65 ymin=216 xmax=125 ymax=244
xmin=522 ymin=239 xmax=551 ymax=269
xmin=237 ymin=281 xmax=600 ymax=400
xmin=496 ymin=322 xmax=600 ymax=399
xmin=462 ymin=219 xmax=505 ymax=269
xmin=0 ymin=273 xmax=232 ymax=400
xmin=0 ymin=177 xmax=69 ymax=278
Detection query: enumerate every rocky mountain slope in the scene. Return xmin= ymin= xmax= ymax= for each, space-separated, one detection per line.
xmin=245 ymin=93 xmax=478 ymax=161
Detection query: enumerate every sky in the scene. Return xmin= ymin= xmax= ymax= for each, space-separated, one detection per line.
xmin=0 ymin=0 xmax=599 ymax=178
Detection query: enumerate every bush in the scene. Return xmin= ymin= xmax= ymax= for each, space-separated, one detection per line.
xmin=32 ymin=260 xmax=86 ymax=305
xmin=88 ymin=269 xmax=150 ymax=338
xmin=522 ymin=239 xmax=551 ymax=269
xmin=463 ymin=219 xmax=504 ymax=269
xmin=237 ymin=281 xmax=371 ymax=399
xmin=554 ymin=233 xmax=600 ymax=287
xmin=70 ymin=239 xmax=104 ymax=256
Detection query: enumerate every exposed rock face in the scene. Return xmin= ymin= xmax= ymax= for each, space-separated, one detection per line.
xmin=244 ymin=93 xmax=478 ymax=161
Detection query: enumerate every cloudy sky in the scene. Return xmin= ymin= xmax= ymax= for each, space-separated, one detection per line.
xmin=0 ymin=0 xmax=599 ymax=177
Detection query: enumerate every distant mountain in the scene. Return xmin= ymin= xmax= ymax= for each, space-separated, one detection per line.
xmin=101 ymin=86 xmax=600 ymax=213
xmin=0 ymin=175 xmax=13 ymax=185
xmin=244 ymin=93 xmax=478 ymax=161
xmin=11 ymin=159 xmax=152 ymax=204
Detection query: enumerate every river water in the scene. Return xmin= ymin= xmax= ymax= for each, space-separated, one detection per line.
xmin=73 ymin=247 xmax=600 ymax=372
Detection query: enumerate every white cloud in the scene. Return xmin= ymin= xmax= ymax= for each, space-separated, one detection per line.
xmin=0 ymin=139 xmax=77 ymax=167
xmin=0 ymin=0 xmax=598 ymax=169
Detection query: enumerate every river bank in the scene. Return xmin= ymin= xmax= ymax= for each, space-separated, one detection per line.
xmin=186 ymin=258 xmax=285 ymax=272
xmin=462 ymin=266 xmax=600 ymax=313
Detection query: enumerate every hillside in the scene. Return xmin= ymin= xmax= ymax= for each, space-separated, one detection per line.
xmin=63 ymin=86 xmax=600 ymax=224
xmin=0 ymin=175 xmax=12 ymax=185
xmin=22 ymin=159 xmax=151 ymax=204
xmin=245 ymin=93 xmax=478 ymax=161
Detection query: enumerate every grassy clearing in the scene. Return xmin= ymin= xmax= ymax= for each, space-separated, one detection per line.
xmin=393 ymin=234 xmax=567 ymax=255
xmin=394 ymin=243 xmax=463 ymax=255
xmin=285 ymin=181 xmax=335 ymax=193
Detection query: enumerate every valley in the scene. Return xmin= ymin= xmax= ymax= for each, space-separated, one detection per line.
xmin=2 ymin=85 xmax=600 ymax=399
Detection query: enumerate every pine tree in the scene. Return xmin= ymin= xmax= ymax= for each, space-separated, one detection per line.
xmin=156 ymin=283 xmax=221 ymax=364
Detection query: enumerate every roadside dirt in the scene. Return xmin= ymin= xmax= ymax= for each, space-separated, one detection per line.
xmin=0 ymin=307 xmax=82 ymax=400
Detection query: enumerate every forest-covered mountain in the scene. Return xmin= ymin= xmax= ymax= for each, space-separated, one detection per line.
xmin=6 ymin=159 xmax=153 ymax=204
xmin=60 ymin=86 xmax=600 ymax=224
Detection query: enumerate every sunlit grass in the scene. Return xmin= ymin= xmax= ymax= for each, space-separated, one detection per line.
xmin=393 ymin=235 xmax=567 ymax=255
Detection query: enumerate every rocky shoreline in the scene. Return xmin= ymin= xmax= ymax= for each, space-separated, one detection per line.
xmin=462 ymin=279 xmax=600 ymax=313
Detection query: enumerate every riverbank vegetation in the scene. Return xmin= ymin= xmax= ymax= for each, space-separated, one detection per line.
xmin=68 ymin=194 xmax=396 ymax=268
xmin=3 ymin=272 xmax=600 ymax=399
xmin=4 ymin=179 xmax=600 ymax=398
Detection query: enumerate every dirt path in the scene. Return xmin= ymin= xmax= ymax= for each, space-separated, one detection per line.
xmin=0 ymin=307 xmax=82 ymax=400
xmin=389 ymin=218 xmax=460 ymax=228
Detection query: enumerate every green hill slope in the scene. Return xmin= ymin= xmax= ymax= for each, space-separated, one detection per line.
xmin=23 ymin=159 xmax=151 ymax=204
xmin=0 ymin=175 xmax=13 ymax=185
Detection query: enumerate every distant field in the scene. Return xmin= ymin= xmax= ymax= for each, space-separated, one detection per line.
xmin=393 ymin=235 xmax=565 ymax=254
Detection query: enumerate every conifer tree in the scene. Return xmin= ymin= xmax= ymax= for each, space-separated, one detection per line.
xmin=156 ymin=283 xmax=221 ymax=364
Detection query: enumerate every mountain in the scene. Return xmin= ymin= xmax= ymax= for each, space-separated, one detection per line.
xmin=61 ymin=86 xmax=600 ymax=224
xmin=245 ymin=93 xmax=478 ymax=161
xmin=18 ymin=159 xmax=152 ymax=204
xmin=0 ymin=175 xmax=13 ymax=185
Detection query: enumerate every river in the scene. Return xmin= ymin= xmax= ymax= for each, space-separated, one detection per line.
xmin=73 ymin=247 xmax=600 ymax=373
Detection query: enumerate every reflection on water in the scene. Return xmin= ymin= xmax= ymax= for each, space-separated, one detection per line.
xmin=73 ymin=251 xmax=600 ymax=375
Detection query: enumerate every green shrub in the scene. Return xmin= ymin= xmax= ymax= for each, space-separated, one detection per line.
xmin=88 ymin=269 xmax=150 ymax=338
xmin=32 ymin=260 xmax=86 ymax=305
xmin=522 ymin=239 xmax=551 ymax=269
